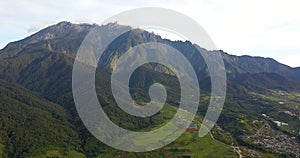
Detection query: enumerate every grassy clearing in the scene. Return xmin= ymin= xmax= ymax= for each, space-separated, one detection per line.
xmin=40 ymin=149 xmax=86 ymax=158
xmin=46 ymin=150 xmax=61 ymax=157
xmin=66 ymin=150 xmax=86 ymax=158
xmin=258 ymin=152 xmax=278 ymax=158
xmin=170 ymin=132 xmax=237 ymax=158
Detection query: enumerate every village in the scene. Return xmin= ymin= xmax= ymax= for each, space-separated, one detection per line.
xmin=246 ymin=124 xmax=300 ymax=157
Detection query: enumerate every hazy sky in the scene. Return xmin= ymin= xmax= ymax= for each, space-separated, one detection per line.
xmin=1 ymin=0 xmax=299 ymax=67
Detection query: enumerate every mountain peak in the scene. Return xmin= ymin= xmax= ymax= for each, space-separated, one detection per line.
xmin=33 ymin=21 xmax=92 ymax=40
xmin=2 ymin=22 xmax=94 ymax=52
xmin=56 ymin=21 xmax=72 ymax=26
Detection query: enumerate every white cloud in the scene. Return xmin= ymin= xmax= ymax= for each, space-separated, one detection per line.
xmin=0 ymin=0 xmax=299 ymax=67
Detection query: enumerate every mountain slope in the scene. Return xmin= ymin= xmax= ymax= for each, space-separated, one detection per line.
xmin=2 ymin=22 xmax=93 ymax=55
xmin=240 ymin=72 xmax=300 ymax=92
xmin=222 ymin=52 xmax=300 ymax=81
xmin=1 ymin=22 xmax=299 ymax=95
xmin=0 ymin=80 xmax=82 ymax=157
xmin=0 ymin=22 xmax=299 ymax=157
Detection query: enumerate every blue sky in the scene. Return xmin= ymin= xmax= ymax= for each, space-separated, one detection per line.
xmin=0 ymin=0 xmax=299 ymax=67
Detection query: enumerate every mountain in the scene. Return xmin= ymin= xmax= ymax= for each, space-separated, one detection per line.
xmin=0 ymin=80 xmax=81 ymax=157
xmin=238 ymin=72 xmax=300 ymax=92
xmin=222 ymin=53 xmax=300 ymax=81
xmin=2 ymin=22 xmax=93 ymax=54
xmin=0 ymin=21 xmax=299 ymax=157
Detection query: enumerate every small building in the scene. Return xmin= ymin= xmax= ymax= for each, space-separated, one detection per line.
xmin=278 ymin=102 xmax=285 ymax=105
xmin=186 ymin=122 xmax=198 ymax=132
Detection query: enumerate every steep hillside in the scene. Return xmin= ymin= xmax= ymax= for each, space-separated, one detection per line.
xmin=0 ymin=80 xmax=82 ymax=157
xmin=0 ymin=22 xmax=299 ymax=157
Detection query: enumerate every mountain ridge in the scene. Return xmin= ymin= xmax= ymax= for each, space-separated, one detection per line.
xmin=1 ymin=21 xmax=298 ymax=68
xmin=1 ymin=22 xmax=299 ymax=81
xmin=0 ymin=21 xmax=300 ymax=157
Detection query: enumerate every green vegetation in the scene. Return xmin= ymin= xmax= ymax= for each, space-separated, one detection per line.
xmin=86 ymin=116 xmax=237 ymax=158
xmin=258 ymin=152 xmax=278 ymax=158
xmin=0 ymin=80 xmax=80 ymax=157
xmin=0 ymin=22 xmax=300 ymax=157
xmin=211 ymin=128 xmax=235 ymax=145
xmin=43 ymin=150 xmax=86 ymax=158
xmin=0 ymin=143 xmax=4 ymax=158
xmin=46 ymin=150 xmax=61 ymax=157
xmin=174 ymin=133 xmax=236 ymax=158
